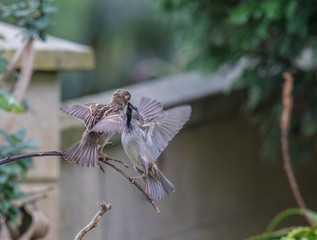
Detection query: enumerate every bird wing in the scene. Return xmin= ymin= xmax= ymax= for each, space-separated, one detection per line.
xmin=138 ymin=97 xmax=163 ymax=124
xmin=60 ymin=103 xmax=97 ymax=128
xmin=138 ymin=97 xmax=192 ymax=160
xmin=91 ymin=114 xmax=125 ymax=134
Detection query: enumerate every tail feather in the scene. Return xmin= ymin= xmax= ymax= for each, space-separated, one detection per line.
xmin=63 ymin=140 xmax=99 ymax=167
xmin=147 ymin=176 xmax=165 ymax=202
xmin=147 ymin=168 xmax=175 ymax=202
xmin=157 ymin=169 xmax=175 ymax=195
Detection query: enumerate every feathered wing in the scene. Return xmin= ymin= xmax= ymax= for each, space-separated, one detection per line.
xmin=142 ymin=105 xmax=192 ymax=160
xmin=138 ymin=97 xmax=163 ymax=123
xmin=60 ymin=103 xmax=99 ymax=128
xmin=63 ymin=131 xmax=99 ymax=167
xmin=91 ymin=114 xmax=125 ymax=134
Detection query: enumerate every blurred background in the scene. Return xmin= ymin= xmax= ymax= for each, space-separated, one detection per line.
xmin=2 ymin=0 xmax=317 ymax=239
xmin=50 ymin=0 xmax=182 ymax=100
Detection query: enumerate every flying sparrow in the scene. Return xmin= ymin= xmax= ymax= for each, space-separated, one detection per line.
xmin=104 ymin=97 xmax=192 ymax=201
xmin=60 ymin=89 xmax=131 ymax=167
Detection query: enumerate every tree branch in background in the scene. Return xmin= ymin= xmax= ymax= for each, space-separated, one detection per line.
xmin=281 ymin=72 xmax=314 ymax=226
xmin=13 ymin=37 xmax=35 ymax=102
xmin=3 ymin=37 xmax=35 ymax=131
xmin=0 ymin=151 xmax=160 ymax=214
xmin=74 ymin=201 xmax=111 ymax=240
xmin=0 ymin=38 xmax=29 ymax=83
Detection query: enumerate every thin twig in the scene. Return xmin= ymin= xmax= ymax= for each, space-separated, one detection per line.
xmin=107 ymin=158 xmax=129 ymax=168
xmin=3 ymin=37 xmax=35 ymax=131
xmin=0 ymin=151 xmax=160 ymax=213
xmin=74 ymin=201 xmax=111 ymax=240
xmin=15 ymin=194 xmax=48 ymax=208
xmin=281 ymin=72 xmax=314 ymax=226
xmin=0 ymin=38 xmax=30 ymax=83
xmin=0 ymin=151 xmax=63 ymax=165
xmin=13 ymin=37 xmax=35 ymax=102
xmin=100 ymin=158 xmax=160 ymax=214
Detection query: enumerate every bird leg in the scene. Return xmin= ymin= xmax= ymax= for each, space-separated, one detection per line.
xmin=99 ymin=151 xmax=110 ymax=160
xmin=130 ymin=173 xmax=146 ymax=183
xmin=143 ymin=176 xmax=148 ymax=194
xmin=98 ymin=148 xmax=129 ymax=168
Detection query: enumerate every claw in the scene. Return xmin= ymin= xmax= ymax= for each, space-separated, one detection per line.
xmin=130 ymin=173 xmax=146 ymax=181
xmin=100 ymin=152 xmax=109 ymax=160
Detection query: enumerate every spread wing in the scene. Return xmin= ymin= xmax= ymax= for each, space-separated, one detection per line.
xmin=138 ymin=98 xmax=192 ymax=160
xmin=60 ymin=103 xmax=98 ymax=128
xmin=138 ymin=97 xmax=163 ymax=124
xmin=91 ymin=114 xmax=125 ymax=134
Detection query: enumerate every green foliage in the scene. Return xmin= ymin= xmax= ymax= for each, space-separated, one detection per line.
xmin=156 ymin=0 xmax=317 ymax=162
xmin=0 ymin=129 xmax=37 ymax=224
xmin=1 ymin=0 xmax=57 ymax=40
xmin=245 ymin=208 xmax=317 ymax=240
xmin=0 ymin=51 xmax=25 ymax=114
xmin=246 ymin=227 xmax=297 ymax=240
xmin=266 ymin=208 xmax=317 ymax=232
xmin=246 ymin=227 xmax=317 ymax=240
xmin=0 ymin=51 xmax=7 ymax=73
xmin=157 ymin=1 xmax=317 ymax=238
xmin=0 ymin=91 xmax=25 ymax=113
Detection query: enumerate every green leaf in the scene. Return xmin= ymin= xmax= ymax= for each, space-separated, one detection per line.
xmin=0 ymin=92 xmax=24 ymax=113
xmin=228 ymin=2 xmax=258 ymax=25
xmin=245 ymin=227 xmax=294 ymax=240
xmin=266 ymin=208 xmax=317 ymax=233
xmin=0 ymin=174 xmax=8 ymax=184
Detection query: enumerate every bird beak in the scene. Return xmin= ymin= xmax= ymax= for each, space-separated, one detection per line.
xmin=129 ymin=102 xmax=138 ymax=112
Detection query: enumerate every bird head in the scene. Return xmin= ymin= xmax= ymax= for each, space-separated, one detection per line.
xmin=110 ymin=89 xmax=131 ymax=108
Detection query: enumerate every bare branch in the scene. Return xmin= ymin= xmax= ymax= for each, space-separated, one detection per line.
xmin=100 ymin=158 xmax=160 ymax=214
xmin=74 ymin=201 xmax=111 ymax=240
xmin=0 ymin=38 xmax=30 ymax=83
xmin=3 ymin=37 xmax=35 ymax=131
xmin=0 ymin=151 xmax=63 ymax=165
xmin=281 ymin=72 xmax=314 ymax=226
xmin=0 ymin=151 xmax=160 ymax=213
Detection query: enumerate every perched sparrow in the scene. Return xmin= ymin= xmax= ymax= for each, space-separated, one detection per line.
xmin=121 ymin=98 xmax=192 ymax=202
xmin=60 ymin=89 xmax=131 ymax=167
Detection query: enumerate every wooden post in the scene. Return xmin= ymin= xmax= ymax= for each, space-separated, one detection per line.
xmin=0 ymin=21 xmax=94 ymax=240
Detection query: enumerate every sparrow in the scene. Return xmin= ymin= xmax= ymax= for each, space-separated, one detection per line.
xmin=105 ymin=97 xmax=192 ymax=202
xmin=60 ymin=89 xmax=131 ymax=167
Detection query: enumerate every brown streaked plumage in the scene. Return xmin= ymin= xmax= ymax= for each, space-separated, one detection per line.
xmin=96 ymin=97 xmax=192 ymax=201
xmin=60 ymin=89 xmax=130 ymax=167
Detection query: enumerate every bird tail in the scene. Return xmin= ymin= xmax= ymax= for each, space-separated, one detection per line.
xmin=157 ymin=168 xmax=175 ymax=195
xmin=63 ymin=140 xmax=99 ymax=167
xmin=147 ymin=175 xmax=165 ymax=202
xmin=147 ymin=168 xmax=175 ymax=202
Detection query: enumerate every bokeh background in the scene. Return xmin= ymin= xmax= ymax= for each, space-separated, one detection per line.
xmin=49 ymin=0 xmax=182 ymax=100
xmin=2 ymin=0 xmax=317 ymax=239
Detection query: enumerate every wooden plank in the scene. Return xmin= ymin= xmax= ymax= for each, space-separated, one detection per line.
xmin=0 ymin=22 xmax=94 ymax=70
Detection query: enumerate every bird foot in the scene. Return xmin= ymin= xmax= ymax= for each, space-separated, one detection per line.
xmin=101 ymin=152 xmax=110 ymax=160
xmin=130 ymin=174 xmax=146 ymax=183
